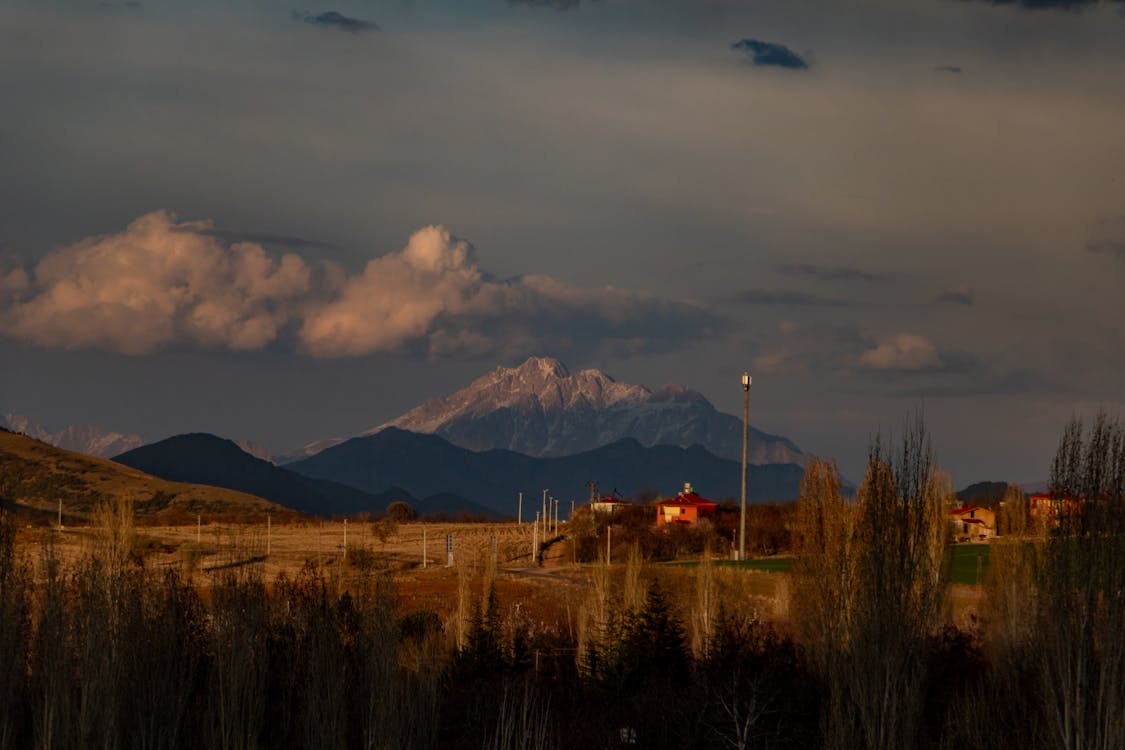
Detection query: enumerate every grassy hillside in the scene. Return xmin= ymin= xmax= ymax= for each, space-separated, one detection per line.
xmin=0 ymin=428 xmax=287 ymax=522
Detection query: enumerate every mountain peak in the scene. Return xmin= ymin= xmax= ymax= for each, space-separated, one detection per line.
xmin=279 ymin=358 xmax=807 ymax=466
xmin=509 ymin=356 xmax=570 ymax=379
xmin=3 ymin=412 xmax=145 ymax=458
xmin=362 ymin=359 xmax=805 ymax=464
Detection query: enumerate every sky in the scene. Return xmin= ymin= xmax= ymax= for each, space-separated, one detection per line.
xmin=1 ymin=0 xmax=1123 ymax=486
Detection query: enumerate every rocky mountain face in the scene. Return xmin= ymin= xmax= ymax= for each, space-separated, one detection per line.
xmin=2 ymin=413 xmax=146 ymax=458
xmin=282 ymin=357 xmax=805 ymax=464
xmin=393 ymin=357 xmax=804 ymax=464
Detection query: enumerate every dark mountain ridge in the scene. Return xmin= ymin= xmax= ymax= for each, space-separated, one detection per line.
xmin=287 ymin=427 xmax=807 ymax=515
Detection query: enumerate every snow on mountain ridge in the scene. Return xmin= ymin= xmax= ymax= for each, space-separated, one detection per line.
xmin=380 ymin=356 xmax=654 ymax=434
xmin=380 ymin=357 xmax=805 ymax=464
xmin=277 ymin=356 xmax=807 ymax=465
xmin=2 ymin=413 xmax=146 ymax=458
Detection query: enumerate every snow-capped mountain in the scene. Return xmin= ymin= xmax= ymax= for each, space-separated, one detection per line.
xmin=2 ymin=413 xmax=146 ymax=458
xmin=281 ymin=356 xmax=806 ymax=465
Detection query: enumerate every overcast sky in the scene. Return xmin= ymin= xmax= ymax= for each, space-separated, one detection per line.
xmin=1 ymin=0 xmax=1123 ymax=485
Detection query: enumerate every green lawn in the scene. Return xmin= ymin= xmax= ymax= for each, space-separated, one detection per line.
xmin=668 ymin=544 xmax=992 ymax=584
xmin=667 ymin=557 xmax=793 ymax=573
xmin=948 ymin=543 xmax=990 ymax=585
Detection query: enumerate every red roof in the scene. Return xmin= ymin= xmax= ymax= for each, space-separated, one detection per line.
xmin=657 ymin=492 xmax=717 ymax=509
xmin=951 ymin=505 xmax=985 ymax=516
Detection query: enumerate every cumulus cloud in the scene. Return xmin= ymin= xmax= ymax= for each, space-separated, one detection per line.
xmin=299 ymin=225 xmax=717 ymax=357
xmin=730 ymin=38 xmax=809 ymax=70
xmin=296 ymin=11 xmax=379 ymax=32
xmin=0 ymin=211 xmax=312 ymax=354
xmin=859 ymin=333 xmax=942 ymax=371
xmin=0 ymin=213 xmax=716 ymax=359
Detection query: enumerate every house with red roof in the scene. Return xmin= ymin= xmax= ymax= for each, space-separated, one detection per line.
xmin=950 ymin=504 xmax=996 ymax=541
xmin=656 ymin=483 xmax=717 ymax=528
xmin=1028 ymin=493 xmax=1083 ymax=529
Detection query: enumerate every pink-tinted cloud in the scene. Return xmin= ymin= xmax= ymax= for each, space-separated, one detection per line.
xmin=1 ymin=213 xmax=716 ymax=358
xmin=859 ymin=333 xmax=941 ymax=371
xmin=0 ymin=211 xmax=312 ymax=354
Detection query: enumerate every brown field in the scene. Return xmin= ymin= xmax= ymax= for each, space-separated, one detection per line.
xmin=13 ymin=519 xmax=792 ymax=634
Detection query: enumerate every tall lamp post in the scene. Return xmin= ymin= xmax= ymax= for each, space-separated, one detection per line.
xmin=739 ymin=372 xmax=752 ymax=562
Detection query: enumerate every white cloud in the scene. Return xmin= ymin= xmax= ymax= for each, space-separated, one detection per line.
xmin=859 ymin=333 xmax=941 ymax=370
xmin=1 ymin=213 xmax=716 ymax=359
xmin=0 ymin=211 xmax=312 ymax=354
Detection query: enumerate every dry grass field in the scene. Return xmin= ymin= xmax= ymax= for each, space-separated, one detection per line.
xmin=13 ymin=518 xmax=792 ymax=636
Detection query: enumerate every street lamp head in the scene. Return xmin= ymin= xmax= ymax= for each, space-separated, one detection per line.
xmin=742 ymin=372 xmax=751 ymax=390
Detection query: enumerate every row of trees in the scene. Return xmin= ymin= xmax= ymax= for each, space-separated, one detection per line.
xmin=790 ymin=412 xmax=1125 ymax=749
xmin=566 ymin=500 xmax=794 ymax=563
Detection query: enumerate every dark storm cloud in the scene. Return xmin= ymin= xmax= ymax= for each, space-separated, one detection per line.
xmin=933 ymin=65 xmax=964 ymax=74
xmin=964 ymin=0 xmax=1123 ymax=10
xmin=507 ymin=0 xmax=584 ymax=9
xmin=738 ymin=289 xmax=850 ymax=307
xmin=296 ymin=11 xmax=379 ymax=32
xmin=730 ymin=39 xmax=809 ymax=70
xmin=1085 ymin=216 xmax=1125 ymax=261
xmin=1087 ymin=239 xmax=1125 ymax=260
xmin=780 ymin=263 xmax=887 ymax=282
xmin=178 ymin=226 xmax=338 ymax=251
xmin=894 ymin=369 xmax=1058 ymax=399
xmin=935 ymin=287 xmax=974 ymax=306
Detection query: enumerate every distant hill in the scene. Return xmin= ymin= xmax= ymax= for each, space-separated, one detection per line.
xmin=111 ymin=436 xmax=504 ymax=519
xmin=287 ymin=427 xmax=806 ymax=515
xmin=956 ymin=481 xmax=1012 ymax=506
xmin=0 ymin=428 xmax=283 ymax=521
xmin=280 ymin=356 xmax=806 ymax=466
xmin=113 ymin=434 xmax=389 ymax=516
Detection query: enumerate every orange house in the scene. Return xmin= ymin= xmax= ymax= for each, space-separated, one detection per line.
xmin=1028 ymin=493 xmax=1083 ymax=528
xmin=656 ymin=483 xmax=717 ymax=528
xmin=950 ymin=504 xmax=996 ymax=541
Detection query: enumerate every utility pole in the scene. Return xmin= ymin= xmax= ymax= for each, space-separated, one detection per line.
xmin=607 ymin=524 xmax=612 ymax=564
xmin=740 ymin=372 xmax=752 ymax=562
xmin=57 ymin=498 xmax=62 ymax=529
xmin=554 ymin=497 xmax=559 ymax=533
xmin=266 ymin=513 xmax=271 ymax=556
xmin=518 ymin=492 xmax=523 ymax=525
xmin=542 ymin=489 xmax=548 ymax=535
xmin=343 ymin=518 xmax=348 ymax=560
xmin=532 ymin=512 xmax=539 ymax=565
xmin=423 ymin=528 xmax=427 ymax=569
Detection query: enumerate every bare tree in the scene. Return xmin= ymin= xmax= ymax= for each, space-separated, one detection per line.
xmin=793 ymin=415 xmax=951 ymax=750
xmin=1038 ymin=413 xmax=1125 ymax=750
